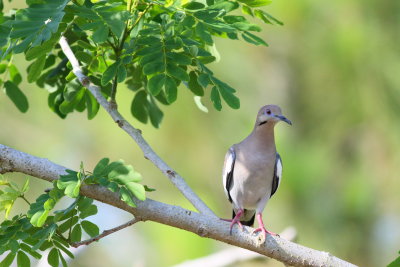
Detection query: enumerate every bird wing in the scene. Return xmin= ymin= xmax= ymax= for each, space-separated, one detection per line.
xmin=270 ymin=152 xmax=282 ymax=197
xmin=222 ymin=146 xmax=236 ymax=203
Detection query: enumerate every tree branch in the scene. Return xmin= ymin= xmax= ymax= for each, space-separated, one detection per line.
xmin=71 ymin=218 xmax=140 ymax=248
xmin=58 ymin=36 xmax=215 ymax=218
xmin=0 ymin=144 xmax=358 ymax=267
xmin=173 ymin=227 xmax=298 ymax=267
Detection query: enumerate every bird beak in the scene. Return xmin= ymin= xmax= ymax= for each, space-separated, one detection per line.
xmin=275 ymin=115 xmax=292 ymax=125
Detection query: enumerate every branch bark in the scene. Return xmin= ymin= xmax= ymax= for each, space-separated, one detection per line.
xmin=173 ymin=227 xmax=298 ymax=267
xmin=58 ymin=36 xmax=215 ymax=218
xmin=0 ymin=144 xmax=358 ymax=267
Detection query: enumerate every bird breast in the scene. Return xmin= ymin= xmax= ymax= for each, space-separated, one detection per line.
xmin=232 ymin=152 xmax=275 ymax=209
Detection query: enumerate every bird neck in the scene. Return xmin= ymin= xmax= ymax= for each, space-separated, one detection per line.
xmin=250 ymin=122 xmax=276 ymax=152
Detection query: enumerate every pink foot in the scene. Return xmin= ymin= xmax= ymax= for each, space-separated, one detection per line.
xmin=252 ymin=213 xmax=279 ymax=241
xmin=221 ymin=209 xmax=244 ymax=235
xmin=252 ymin=227 xmax=279 ymax=237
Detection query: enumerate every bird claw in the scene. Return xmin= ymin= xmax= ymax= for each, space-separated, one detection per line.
xmin=229 ymin=219 xmax=243 ymax=235
xmin=252 ymin=227 xmax=279 ymax=237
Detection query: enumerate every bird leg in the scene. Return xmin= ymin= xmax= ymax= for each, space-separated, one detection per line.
xmin=252 ymin=213 xmax=279 ymax=238
xmin=223 ymin=209 xmax=244 ymax=234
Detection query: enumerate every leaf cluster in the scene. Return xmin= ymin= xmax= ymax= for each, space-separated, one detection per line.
xmin=0 ymin=158 xmax=148 ymax=267
xmin=0 ymin=0 xmax=282 ymax=127
xmin=0 ymin=175 xmax=29 ymax=218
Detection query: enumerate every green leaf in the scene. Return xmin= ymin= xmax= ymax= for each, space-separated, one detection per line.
xmin=165 ymin=76 xmax=177 ymax=103
xmin=28 ymin=55 xmax=46 ymax=83
xmin=208 ymin=1 xmax=239 ymax=12
xmin=241 ymin=5 xmax=253 ymax=16
xmin=59 ymin=87 xmax=85 ymax=115
xmin=0 ymin=252 xmax=16 ymax=267
xmin=93 ymin=158 xmax=110 ymax=176
xmin=81 ymin=220 xmax=99 ymax=237
xmin=10 ymin=0 xmax=68 ymax=50
xmin=119 ymin=187 xmax=135 ymax=207
xmin=92 ymin=25 xmax=108 ymax=43
xmin=58 ymin=216 xmax=79 ymax=233
xmin=143 ymin=62 xmax=164 ymax=75
xmin=204 ymin=21 xmax=236 ymax=33
xmin=101 ymin=62 xmax=119 ymax=86
xmin=8 ymin=65 xmax=22 ymax=85
xmin=196 ymin=22 xmax=213 ymax=45
xmin=242 ymin=31 xmax=268 ymax=46
xmin=85 ymin=91 xmax=100 ymax=120
xmin=17 ymin=251 xmax=30 ymax=267
xmin=218 ymin=84 xmax=240 ymax=109
xmin=47 ymin=248 xmax=59 ymax=267
xmin=183 ymin=2 xmax=205 ymax=9
xmin=254 ymin=10 xmax=284 ymax=25
xmin=197 ymin=73 xmax=210 ymax=88
xmin=193 ymin=10 xmax=221 ymax=20
xmin=19 ymin=243 xmax=41 ymax=260
xmin=76 ymin=40 xmax=94 ymax=50
xmin=117 ymin=65 xmax=127 ymax=83
xmin=57 ymin=170 xmax=80 ymax=198
xmin=9 ymin=239 xmax=19 ymax=253
xmin=148 ymin=98 xmax=163 ymax=128
xmin=188 ymin=71 xmax=204 ymax=96
xmin=388 ymin=253 xmax=400 ymax=267
xmin=131 ymin=91 xmax=148 ymax=123
xmin=167 ymin=52 xmax=192 ymax=65
xmin=167 ymin=64 xmax=189 ymax=81
xmin=108 ymin=161 xmax=142 ymax=183
xmin=21 ymin=178 xmax=29 ymax=193
xmin=237 ymin=0 xmax=272 ymax=7
xmin=79 ymin=205 xmax=98 ymax=219
xmin=75 ymin=51 xmax=92 ymax=65
xmin=126 ymin=182 xmax=145 ymax=201
xmin=4 ymin=81 xmax=29 ymax=113
xmin=147 ymin=73 xmax=166 ymax=96
xmin=70 ymin=224 xmax=82 ymax=243
xmin=210 ymin=86 xmax=222 ymax=111
xmin=53 ymin=241 xmax=74 ymax=259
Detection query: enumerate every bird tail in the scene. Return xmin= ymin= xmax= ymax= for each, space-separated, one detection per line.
xmin=232 ymin=209 xmax=255 ymax=226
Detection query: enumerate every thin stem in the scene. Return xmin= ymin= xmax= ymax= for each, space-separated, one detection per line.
xmin=71 ymin=218 xmax=140 ymax=248
xmin=130 ymin=3 xmax=153 ymax=31
xmin=19 ymin=195 xmax=31 ymax=205
xmin=0 ymin=55 xmax=13 ymax=91
xmin=110 ymin=75 xmax=118 ymax=102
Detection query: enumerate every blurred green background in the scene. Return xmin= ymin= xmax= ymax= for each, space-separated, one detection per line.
xmin=1 ymin=0 xmax=400 ymax=266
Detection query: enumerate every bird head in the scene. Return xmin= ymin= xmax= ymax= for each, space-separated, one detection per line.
xmin=256 ymin=105 xmax=292 ymax=126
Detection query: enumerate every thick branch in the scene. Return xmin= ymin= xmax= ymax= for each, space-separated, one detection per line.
xmin=58 ymin=36 xmax=215 ymax=218
xmin=0 ymin=144 xmax=358 ymax=267
xmin=173 ymin=227 xmax=298 ymax=267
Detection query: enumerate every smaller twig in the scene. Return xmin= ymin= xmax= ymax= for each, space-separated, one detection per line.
xmin=71 ymin=218 xmax=140 ymax=248
xmin=19 ymin=195 xmax=31 ymax=205
xmin=110 ymin=75 xmax=118 ymax=102
xmin=130 ymin=3 xmax=153 ymax=31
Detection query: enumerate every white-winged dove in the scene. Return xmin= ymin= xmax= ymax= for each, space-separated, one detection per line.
xmin=222 ymin=105 xmax=291 ymax=240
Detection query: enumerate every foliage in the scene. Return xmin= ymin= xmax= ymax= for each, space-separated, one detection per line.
xmin=0 ymin=0 xmax=282 ymax=266
xmin=388 ymin=252 xmax=400 ymax=267
xmin=0 ymin=159 xmax=147 ymax=267
xmin=0 ymin=0 xmax=281 ymax=127
xmin=0 ymin=175 xmax=29 ymax=218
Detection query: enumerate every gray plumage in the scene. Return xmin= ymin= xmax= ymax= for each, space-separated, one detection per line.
xmin=222 ymin=105 xmax=290 ymax=236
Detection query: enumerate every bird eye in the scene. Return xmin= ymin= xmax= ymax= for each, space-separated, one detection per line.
xmin=266 ymin=110 xmax=271 ymax=115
